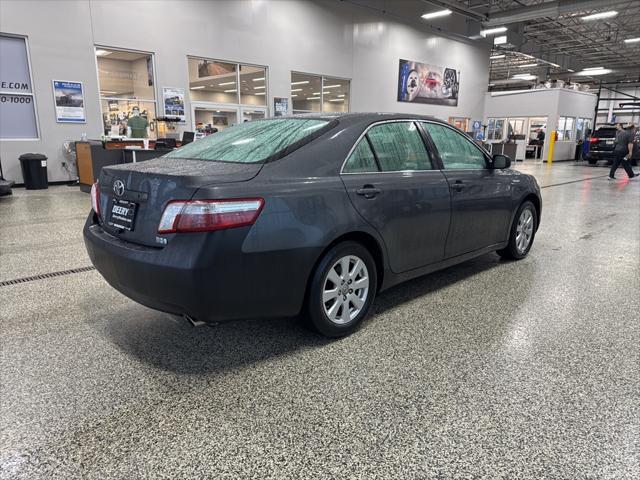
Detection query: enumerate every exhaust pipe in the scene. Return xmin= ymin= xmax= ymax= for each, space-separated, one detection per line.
xmin=184 ymin=314 xmax=208 ymax=328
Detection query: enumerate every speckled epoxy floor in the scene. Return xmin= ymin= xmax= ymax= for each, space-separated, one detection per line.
xmin=1 ymin=163 xmax=639 ymax=479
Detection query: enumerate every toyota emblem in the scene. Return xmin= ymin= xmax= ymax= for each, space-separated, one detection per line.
xmin=113 ymin=180 xmax=125 ymax=197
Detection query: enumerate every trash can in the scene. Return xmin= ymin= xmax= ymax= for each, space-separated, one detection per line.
xmin=19 ymin=153 xmax=48 ymax=190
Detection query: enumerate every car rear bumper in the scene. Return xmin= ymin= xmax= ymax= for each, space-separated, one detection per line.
xmin=83 ymin=214 xmax=316 ymax=323
xmin=586 ymin=150 xmax=615 ymax=162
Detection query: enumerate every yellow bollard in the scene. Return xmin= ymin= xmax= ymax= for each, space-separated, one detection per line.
xmin=547 ymin=130 xmax=556 ymax=164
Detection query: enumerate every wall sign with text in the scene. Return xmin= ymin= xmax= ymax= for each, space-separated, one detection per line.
xmin=52 ymin=80 xmax=86 ymax=123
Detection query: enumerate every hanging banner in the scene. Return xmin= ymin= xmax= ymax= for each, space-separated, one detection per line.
xmin=162 ymin=87 xmax=185 ymax=123
xmin=52 ymin=80 xmax=86 ymax=123
xmin=397 ymin=59 xmax=460 ymax=107
xmin=273 ymin=97 xmax=289 ymax=117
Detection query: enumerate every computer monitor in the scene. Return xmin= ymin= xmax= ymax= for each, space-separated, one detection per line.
xmin=182 ymin=131 xmax=195 ymax=145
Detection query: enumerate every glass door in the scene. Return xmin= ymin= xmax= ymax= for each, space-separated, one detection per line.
xmin=240 ymin=107 xmax=267 ymax=122
xmin=191 ymin=102 xmax=239 ymax=138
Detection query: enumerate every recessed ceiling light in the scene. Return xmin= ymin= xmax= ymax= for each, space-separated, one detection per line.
xmin=338 ymin=94 xmax=345 ymax=97
xmin=223 ymin=89 xmax=237 ymax=93
xmin=624 ymin=37 xmax=640 ymax=43
xmin=291 ymin=80 xmax=310 ymax=85
xmin=312 ymin=92 xmax=321 ymax=95
xmin=307 ymin=96 xmax=320 ymax=100
xmin=252 ymin=77 xmax=265 ymax=81
xmin=219 ymin=81 xmax=236 ymax=86
xmin=255 ymin=92 xmax=265 ymax=96
xmin=576 ymin=68 xmax=612 ymax=76
xmin=480 ymin=26 xmax=507 ymax=37
xmin=512 ymin=73 xmax=536 ymax=80
xmin=494 ymin=35 xmax=507 ymax=45
xmin=254 ymin=86 xmax=265 ymax=89
xmin=323 ymin=84 xmax=342 ymax=89
xmin=584 ymin=66 xmax=604 ymax=70
xmin=190 ymin=86 xmax=205 ymax=90
xmin=291 ymin=94 xmax=298 ymax=97
xmin=421 ymin=9 xmax=451 ymax=20
xmin=490 ymin=54 xmax=506 ymax=60
xmin=291 ymin=88 xmax=303 ymax=92
xmin=567 ymin=69 xmax=575 ymax=72
xmin=95 ymin=49 xmax=112 ymax=56
xmin=518 ymin=63 xmax=538 ymax=68
xmin=581 ymin=11 xmax=618 ymax=21
xmin=329 ymin=99 xmax=344 ymax=102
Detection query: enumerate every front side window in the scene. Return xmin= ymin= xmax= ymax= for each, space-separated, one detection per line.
xmin=366 ymin=122 xmax=431 ymax=171
xmin=165 ymin=118 xmax=328 ymax=163
xmin=423 ymin=123 xmax=487 ymax=169
xmin=343 ymin=139 xmax=377 ymax=173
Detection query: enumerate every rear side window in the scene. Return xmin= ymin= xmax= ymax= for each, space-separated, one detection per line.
xmin=165 ymin=118 xmax=329 ymax=163
xmin=344 ymin=139 xmax=378 ymax=173
xmin=422 ymin=122 xmax=486 ymax=169
xmin=366 ymin=122 xmax=432 ymax=171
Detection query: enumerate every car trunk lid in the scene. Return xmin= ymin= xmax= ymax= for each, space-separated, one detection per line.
xmin=97 ymin=157 xmax=262 ymax=247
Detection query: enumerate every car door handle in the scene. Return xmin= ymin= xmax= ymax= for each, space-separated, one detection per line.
xmin=356 ymin=185 xmax=381 ymax=199
xmin=453 ymin=180 xmax=465 ymax=192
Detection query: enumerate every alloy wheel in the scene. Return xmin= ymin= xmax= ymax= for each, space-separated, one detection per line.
xmin=322 ymin=255 xmax=369 ymax=325
xmin=515 ymin=208 xmax=534 ymax=253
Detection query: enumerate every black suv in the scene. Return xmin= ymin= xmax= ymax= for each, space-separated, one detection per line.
xmin=586 ymin=126 xmax=617 ymax=165
xmin=587 ymin=126 xmax=639 ymax=166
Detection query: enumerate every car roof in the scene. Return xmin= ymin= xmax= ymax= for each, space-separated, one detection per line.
xmin=277 ymin=112 xmax=445 ymax=125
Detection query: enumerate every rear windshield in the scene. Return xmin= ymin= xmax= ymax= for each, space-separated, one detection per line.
xmin=165 ymin=118 xmax=329 ymax=163
xmin=594 ymin=128 xmax=616 ymax=138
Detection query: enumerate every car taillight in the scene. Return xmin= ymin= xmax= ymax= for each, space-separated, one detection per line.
xmin=90 ymin=182 xmax=100 ymax=216
xmin=158 ymin=198 xmax=264 ymax=234
xmin=589 ymin=137 xmax=599 ymax=143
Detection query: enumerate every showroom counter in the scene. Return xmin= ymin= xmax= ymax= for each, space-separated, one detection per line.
xmin=76 ymin=141 xmax=171 ymax=192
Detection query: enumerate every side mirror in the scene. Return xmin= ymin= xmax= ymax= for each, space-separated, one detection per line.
xmin=492 ymin=154 xmax=511 ymax=169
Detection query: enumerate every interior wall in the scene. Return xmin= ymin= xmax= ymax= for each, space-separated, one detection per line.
xmin=0 ymin=0 xmax=102 ymax=184
xmin=1 ymin=0 xmax=491 ymax=183
xmin=350 ymin=9 xmax=490 ymax=122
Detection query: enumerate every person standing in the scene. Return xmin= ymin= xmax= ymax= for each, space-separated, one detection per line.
xmin=608 ymin=123 xmax=637 ymax=180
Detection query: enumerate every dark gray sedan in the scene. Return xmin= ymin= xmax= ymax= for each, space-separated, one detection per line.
xmin=84 ymin=113 xmax=541 ymax=337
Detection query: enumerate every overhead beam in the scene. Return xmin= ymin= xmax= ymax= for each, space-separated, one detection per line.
xmin=484 ymin=0 xmax=630 ymax=27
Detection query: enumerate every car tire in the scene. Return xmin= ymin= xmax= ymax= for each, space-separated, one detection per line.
xmin=305 ymin=241 xmax=377 ymax=338
xmin=497 ymin=201 xmax=537 ymax=260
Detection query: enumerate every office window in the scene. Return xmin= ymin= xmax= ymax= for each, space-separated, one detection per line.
xmin=493 ymin=119 xmax=505 ymax=140
xmin=487 ymin=118 xmax=495 ymax=140
xmin=239 ymin=65 xmax=267 ymax=106
xmin=188 ymin=58 xmax=238 ymax=104
xmin=367 ymin=122 xmax=431 ymax=171
xmin=508 ymin=118 xmax=525 ymax=137
xmin=0 ymin=34 xmax=38 ymax=139
xmin=96 ymin=47 xmax=157 ymax=138
xmin=291 ymin=72 xmax=350 ymax=114
xmin=322 ymin=77 xmax=350 ymax=113
xmin=423 ymin=123 xmax=486 ymax=170
xmin=557 ymin=116 xmax=574 ymax=141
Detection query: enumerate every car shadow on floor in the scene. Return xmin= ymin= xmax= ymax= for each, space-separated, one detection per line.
xmin=96 ymin=253 xmax=516 ymax=376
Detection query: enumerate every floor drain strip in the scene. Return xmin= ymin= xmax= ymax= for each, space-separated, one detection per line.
xmin=0 ymin=266 xmax=96 ymax=287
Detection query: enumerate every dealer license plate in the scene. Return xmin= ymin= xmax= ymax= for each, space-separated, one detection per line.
xmin=108 ymin=198 xmax=137 ymax=231
xmin=606 ymin=140 xmax=614 ymax=144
